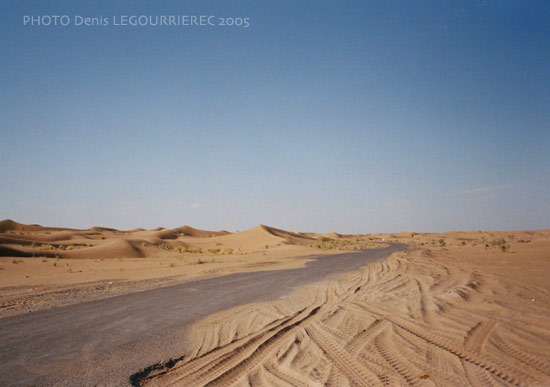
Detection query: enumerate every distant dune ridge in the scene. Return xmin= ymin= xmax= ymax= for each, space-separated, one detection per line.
xmin=2 ymin=219 xmax=548 ymax=261
xmin=0 ymin=219 xmax=357 ymax=260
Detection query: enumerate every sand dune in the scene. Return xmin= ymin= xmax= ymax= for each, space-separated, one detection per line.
xmin=176 ymin=225 xmax=323 ymax=253
xmin=62 ymin=239 xmax=145 ymax=259
xmin=0 ymin=221 xmax=285 ymax=259
xmin=0 ymin=219 xmax=73 ymax=233
xmin=172 ymin=225 xmax=230 ymax=238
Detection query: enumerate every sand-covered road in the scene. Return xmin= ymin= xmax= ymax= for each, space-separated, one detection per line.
xmin=139 ymin=239 xmax=550 ymax=387
xmin=0 ymin=244 xmax=403 ymax=386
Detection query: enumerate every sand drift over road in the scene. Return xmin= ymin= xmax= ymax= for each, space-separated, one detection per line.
xmin=138 ymin=245 xmax=550 ymax=386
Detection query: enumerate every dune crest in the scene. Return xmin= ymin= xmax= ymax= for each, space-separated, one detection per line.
xmin=172 ymin=225 xmax=230 ymax=238
xmin=0 ymin=220 xmax=346 ymax=259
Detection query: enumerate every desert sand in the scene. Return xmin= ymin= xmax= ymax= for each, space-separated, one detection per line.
xmin=1 ymin=220 xmax=549 ymax=386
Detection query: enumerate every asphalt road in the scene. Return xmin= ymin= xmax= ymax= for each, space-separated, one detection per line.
xmin=0 ymin=244 xmax=405 ymax=386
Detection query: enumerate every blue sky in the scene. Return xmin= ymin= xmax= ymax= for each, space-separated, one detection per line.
xmin=1 ymin=1 xmax=549 ymax=233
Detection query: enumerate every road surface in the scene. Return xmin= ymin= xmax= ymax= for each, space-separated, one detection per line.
xmin=0 ymin=244 xmax=405 ymax=386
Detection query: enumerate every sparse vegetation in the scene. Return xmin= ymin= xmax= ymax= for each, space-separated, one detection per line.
xmin=158 ymin=243 xmax=172 ymax=251
xmin=174 ymin=246 xmax=203 ymax=254
xmin=223 ymin=248 xmax=233 ymax=255
xmin=490 ymin=238 xmax=510 ymax=252
xmin=439 ymin=239 xmax=446 ymax=247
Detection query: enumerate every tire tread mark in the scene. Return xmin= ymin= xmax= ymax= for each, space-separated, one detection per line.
xmin=306 ymin=323 xmax=383 ymax=387
xmin=385 ymin=315 xmax=530 ymax=386
xmin=490 ymin=331 xmax=550 ymax=377
xmin=464 ymin=320 xmax=496 ymax=353
xmin=201 ymin=305 xmax=322 ymax=386
xmin=345 ymin=319 xmax=386 ymax=355
xmin=373 ymin=327 xmax=429 ymax=387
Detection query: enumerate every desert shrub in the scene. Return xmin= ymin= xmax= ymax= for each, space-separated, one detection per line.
xmin=207 ymin=248 xmax=221 ymax=254
xmin=158 ymin=243 xmax=172 ymax=251
xmin=490 ymin=238 xmax=506 ymax=247
xmin=223 ymin=248 xmax=233 ymax=255
xmin=439 ymin=239 xmax=446 ymax=247
xmin=489 ymin=238 xmax=509 ymax=252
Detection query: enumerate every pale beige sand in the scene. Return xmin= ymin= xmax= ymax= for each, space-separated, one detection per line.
xmin=140 ymin=230 xmax=550 ymax=386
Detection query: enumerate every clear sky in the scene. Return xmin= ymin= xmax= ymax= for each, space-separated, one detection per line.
xmin=1 ymin=1 xmax=549 ymax=233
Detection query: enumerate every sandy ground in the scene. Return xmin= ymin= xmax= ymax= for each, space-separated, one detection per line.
xmin=1 ymin=220 xmax=549 ymax=386
xmin=136 ymin=230 xmax=550 ymax=386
